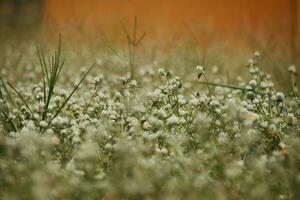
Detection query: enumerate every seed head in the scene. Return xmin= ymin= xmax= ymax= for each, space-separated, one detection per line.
xmin=276 ymin=92 xmax=284 ymax=102
xmin=288 ymin=65 xmax=296 ymax=74
xmin=196 ymin=65 xmax=205 ymax=78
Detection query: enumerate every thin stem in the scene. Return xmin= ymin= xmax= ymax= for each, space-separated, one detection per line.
xmin=7 ymin=82 xmax=34 ymax=118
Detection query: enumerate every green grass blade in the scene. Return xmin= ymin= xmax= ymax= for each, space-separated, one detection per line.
xmin=7 ymin=82 xmax=34 ymax=117
xmin=0 ymin=77 xmax=15 ymax=105
xmin=196 ymin=81 xmax=249 ymax=91
xmin=49 ymin=63 xmax=96 ymax=124
xmin=121 ymin=21 xmax=133 ymax=44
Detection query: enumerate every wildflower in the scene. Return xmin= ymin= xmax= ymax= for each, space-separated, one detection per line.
xmin=189 ymin=98 xmax=199 ymax=107
xmin=177 ymin=95 xmax=186 ymax=105
xmin=114 ymin=92 xmax=122 ymax=100
xmin=148 ymin=116 xmax=162 ymax=128
xmin=166 ymin=115 xmax=179 ymax=126
xmin=168 ymin=78 xmax=181 ymax=90
xmin=156 ymin=147 xmax=168 ymax=155
xmin=39 ymin=121 xmax=48 ymax=128
xmin=253 ymin=98 xmax=260 ymax=104
xmin=248 ymin=59 xmax=254 ymax=65
xmin=54 ymin=96 xmax=62 ymax=105
xmin=133 ymin=104 xmax=146 ymax=113
xmin=288 ymin=65 xmax=296 ymax=74
xmin=76 ymin=139 xmax=99 ymax=160
xmin=50 ymin=135 xmax=59 ymax=145
xmin=267 ymin=81 xmax=274 ymax=88
xmin=128 ymin=80 xmax=138 ymax=88
xmin=249 ymin=80 xmax=257 ymax=88
xmin=142 ymin=121 xmax=151 ymax=130
xmin=260 ymin=121 xmax=269 ymax=128
xmin=287 ymin=113 xmax=296 ymax=125
xmin=34 ymin=91 xmax=42 ymax=100
xmin=178 ymin=109 xmax=187 ymax=116
xmin=38 ymin=102 xmax=45 ymax=111
xmin=59 ymin=89 xmax=68 ymax=98
xmin=217 ymin=132 xmax=228 ymax=145
xmin=209 ymin=99 xmax=220 ymax=107
xmin=241 ymin=108 xmax=259 ymax=122
xmin=254 ymin=51 xmax=261 ymax=58
xmin=196 ymin=65 xmax=205 ymax=79
xmin=268 ymin=124 xmax=277 ymax=134
xmin=276 ymin=92 xmax=284 ymax=102
xmin=260 ymin=81 xmax=268 ymax=89
xmin=158 ymin=68 xmax=167 ymax=77
xmin=262 ymin=102 xmax=268 ymax=108
xmin=93 ymin=76 xmax=102 ymax=85
xmin=156 ymin=109 xmax=167 ymax=119
xmin=225 ymin=160 xmax=244 ymax=178
xmin=271 ymin=94 xmax=277 ymax=101
xmin=249 ymin=67 xmax=257 ymax=75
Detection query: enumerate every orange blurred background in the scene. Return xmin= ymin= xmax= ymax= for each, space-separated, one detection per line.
xmin=43 ymin=0 xmax=299 ymax=44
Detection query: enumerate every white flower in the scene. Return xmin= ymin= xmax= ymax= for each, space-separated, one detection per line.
xmin=76 ymin=139 xmax=99 ymax=160
xmin=156 ymin=109 xmax=167 ymax=119
xmin=133 ymin=104 xmax=146 ymax=113
xmin=271 ymin=95 xmax=277 ymax=101
xmin=178 ymin=109 xmax=187 ymax=116
xmin=36 ymin=92 xmax=43 ymax=101
xmin=196 ymin=65 xmax=205 ymax=77
xmin=38 ymin=102 xmax=45 ymax=111
xmin=148 ymin=116 xmax=162 ymax=128
xmin=39 ymin=121 xmax=48 ymax=128
xmin=254 ymin=51 xmax=261 ymax=58
xmin=166 ymin=115 xmax=179 ymax=126
xmin=50 ymin=135 xmax=60 ymax=145
xmin=149 ymin=89 xmax=162 ymax=101
xmin=54 ymin=96 xmax=62 ymax=104
xmin=114 ymin=92 xmax=122 ymax=99
xmin=59 ymin=89 xmax=68 ymax=98
xmin=158 ymin=68 xmax=167 ymax=76
xmin=260 ymin=121 xmax=269 ymax=128
xmin=249 ymin=80 xmax=257 ymax=88
xmin=217 ymin=132 xmax=228 ymax=145
xmin=225 ymin=160 xmax=244 ymax=178
xmin=142 ymin=121 xmax=151 ymax=130
xmin=210 ymin=99 xmax=220 ymax=107
xmin=156 ymin=147 xmax=168 ymax=155
xmin=177 ymin=95 xmax=186 ymax=105
xmin=288 ymin=65 xmax=296 ymax=74
xmin=276 ymin=92 xmax=284 ymax=102
xmin=262 ymin=102 xmax=268 ymax=108
xmin=248 ymin=59 xmax=254 ymax=65
xmin=268 ymin=124 xmax=277 ymax=132
xmin=128 ymin=80 xmax=137 ymax=87
xmin=240 ymin=108 xmax=259 ymax=122
xmin=260 ymin=81 xmax=268 ymax=88
xmin=189 ymin=98 xmax=199 ymax=107
xmin=249 ymin=67 xmax=257 ymax=74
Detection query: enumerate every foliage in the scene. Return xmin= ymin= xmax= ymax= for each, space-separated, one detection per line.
xmin=0 ymin=39 xmax=300 ymax=200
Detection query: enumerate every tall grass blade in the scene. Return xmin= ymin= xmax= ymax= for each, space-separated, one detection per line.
xmin=7 ymin=82 xmax=34 ymax=117
xmin=0 ymin=77 xmax=14 ymax=105
xmin=49 ymin=63 xmax=96 ymax=124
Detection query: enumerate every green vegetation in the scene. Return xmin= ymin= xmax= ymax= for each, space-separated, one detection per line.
xmin=0 ymin=36 xmax=299 ymax=199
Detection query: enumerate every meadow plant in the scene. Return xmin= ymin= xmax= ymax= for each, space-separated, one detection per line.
xmin=0 ymin=41 xmax=299 ymax=200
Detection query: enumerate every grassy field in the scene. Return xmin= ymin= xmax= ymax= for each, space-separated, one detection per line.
xmin=0 ymin=26 xmax=300 ymax=200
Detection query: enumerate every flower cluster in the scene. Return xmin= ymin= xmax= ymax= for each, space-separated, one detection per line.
xmin=0 ymin=47 xmax=299 ymax=200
